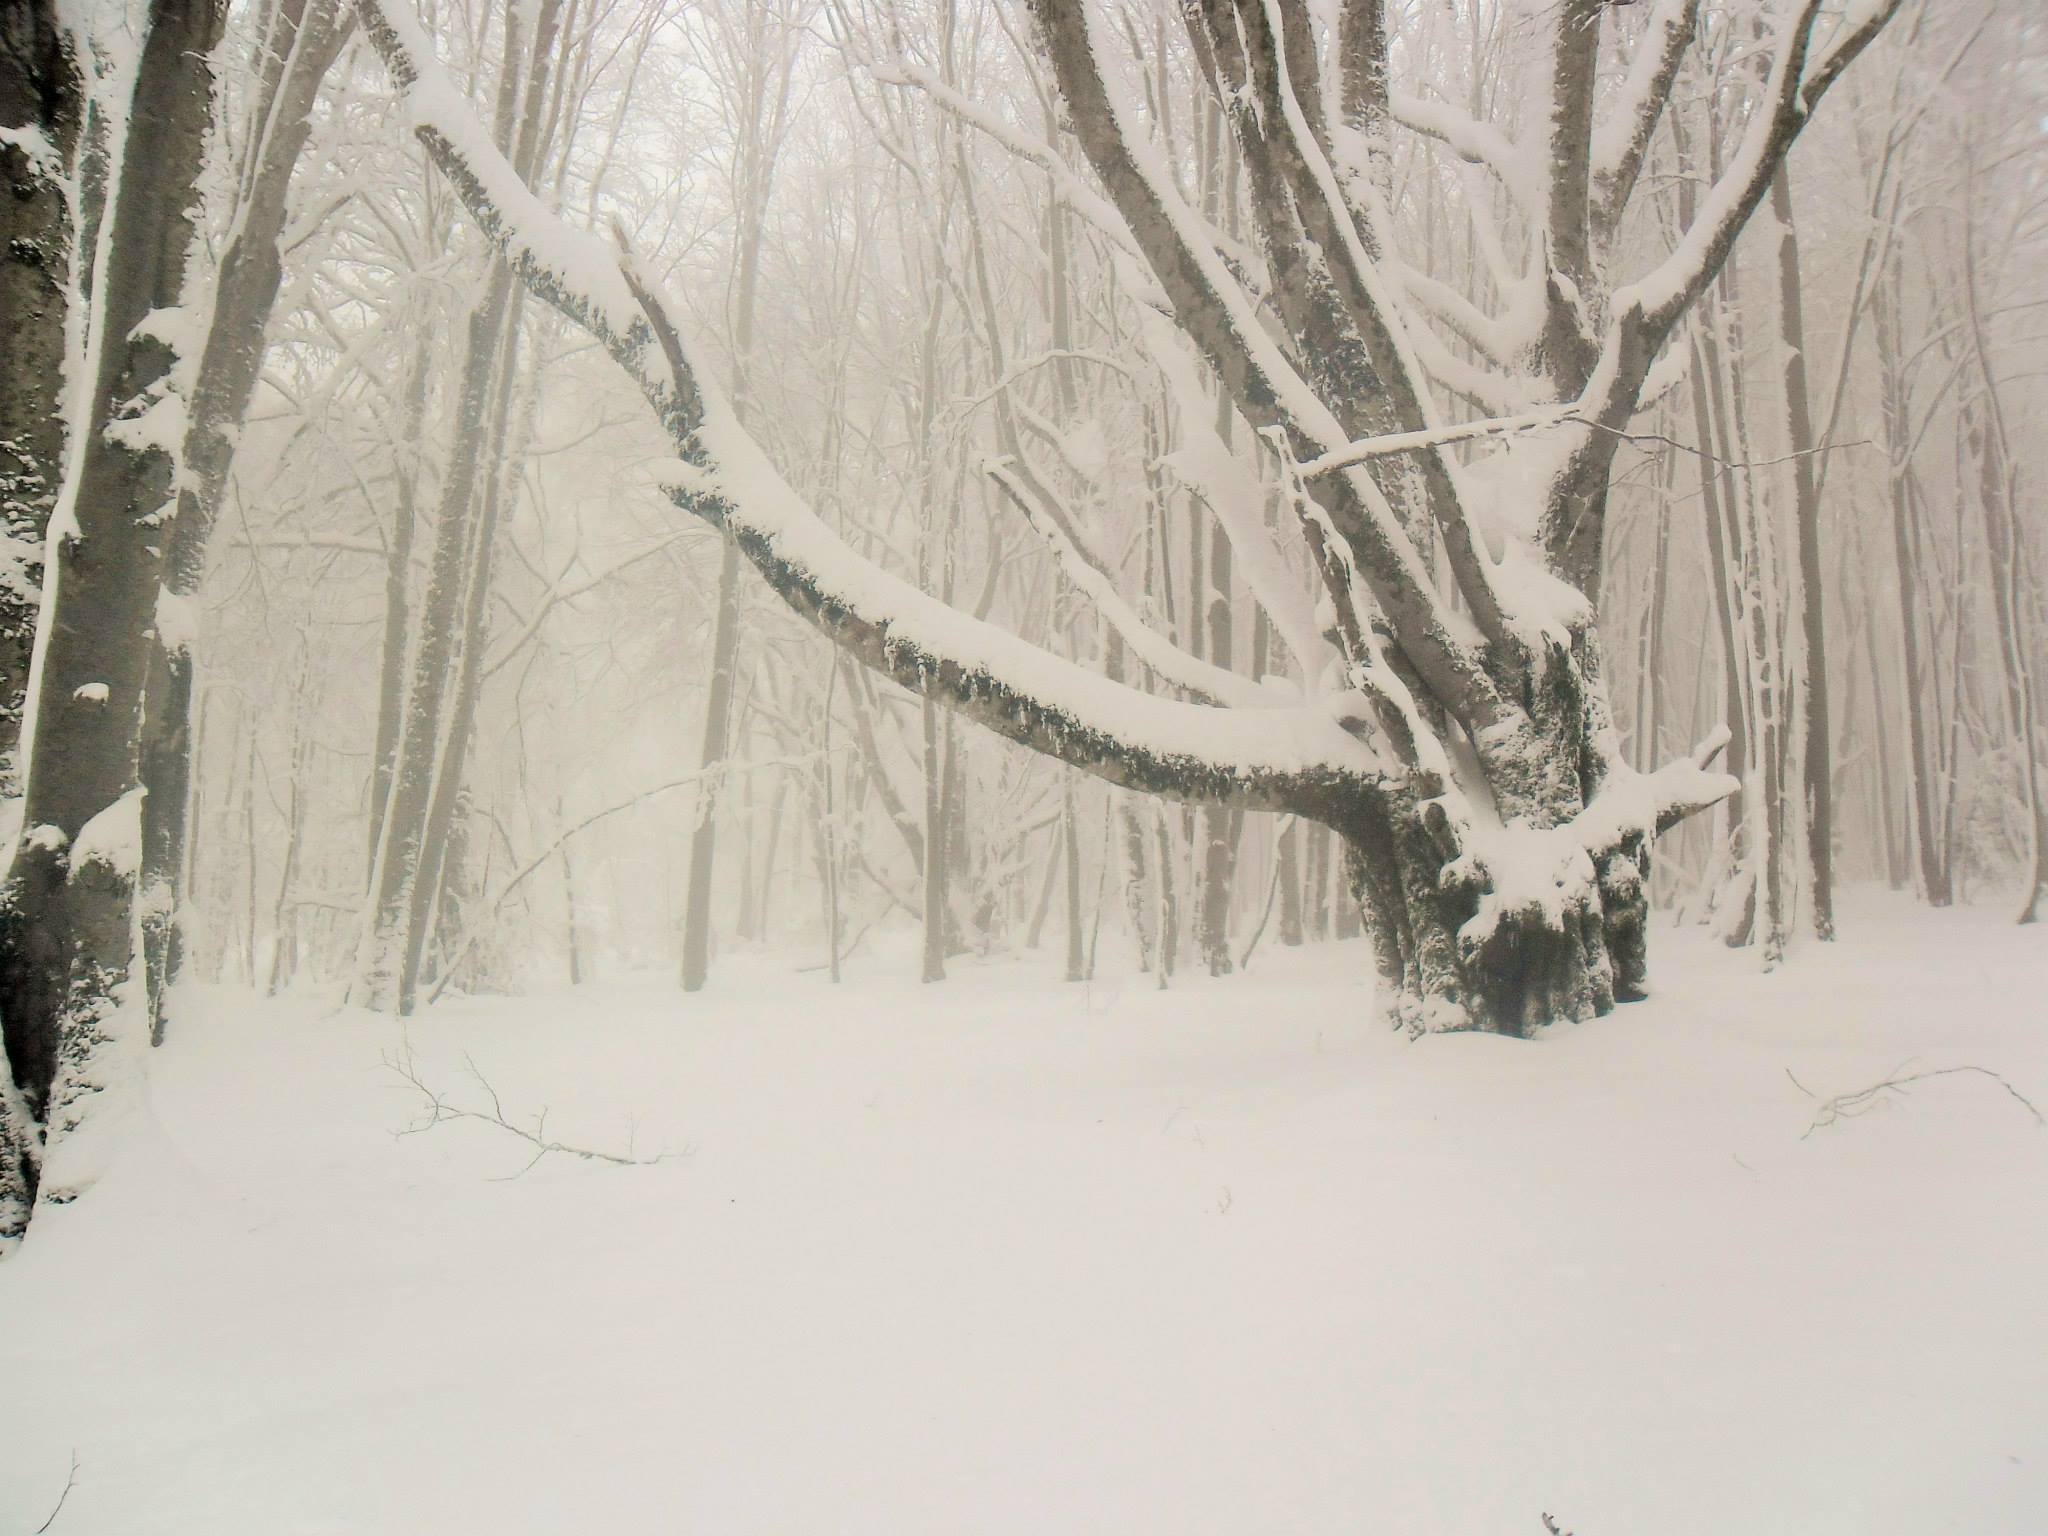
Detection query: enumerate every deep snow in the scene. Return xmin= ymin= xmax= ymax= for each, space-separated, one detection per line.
xmin=2 ymin=893 xmax=2043 ymax=1535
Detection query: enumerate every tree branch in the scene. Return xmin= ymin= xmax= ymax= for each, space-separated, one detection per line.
xmin=356 ymin=0 xmax=1385 ymax=817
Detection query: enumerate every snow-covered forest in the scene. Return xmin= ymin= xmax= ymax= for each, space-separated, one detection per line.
xmin=1 ymin=0 xmax=2044 ymax=1530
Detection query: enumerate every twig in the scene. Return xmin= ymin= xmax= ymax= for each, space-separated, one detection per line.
xmin=36 ymin=1452 xmax=78 ymax=1534
xmin=1798 ymin=1064 xmax=2045 ymax=1138
xmin=386 ymin=1046 xmax=686 ymax=1178
xmin=1585 ymin=420 xmax=1873 ymax=472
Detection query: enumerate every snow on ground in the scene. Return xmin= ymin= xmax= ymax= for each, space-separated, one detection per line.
xmin=2 ymin=892 xmax=2044 ymax=1536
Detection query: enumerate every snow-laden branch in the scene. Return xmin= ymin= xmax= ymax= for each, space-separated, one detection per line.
xmin=1388 ymin=92 xmax=1531 ymax=212
xmin=1131 ymin=306 xmax=1330 ymax=678
xmin=983 ymin=463 xmax=1279 ymax=709
xmin=1026 ymin=0 xmax=1511 ymax=734
xmin=1590 ymin=0 xmax=1701 ymax=235
xmin=355 ymin=0 xmax=1387 ymax=815
xmin=1296 ymin=406 xmax=1586 ymax=480
xmin=1621 ymin=0 xmax=1905 ymax=339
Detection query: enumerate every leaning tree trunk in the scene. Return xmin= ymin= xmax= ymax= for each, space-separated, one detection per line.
xmin=0 ymin=0 xmax=224 ymax=1230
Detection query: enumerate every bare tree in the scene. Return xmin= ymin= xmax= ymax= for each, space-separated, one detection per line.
xmin=355 ymin=0 xmax=1898 ymax=1034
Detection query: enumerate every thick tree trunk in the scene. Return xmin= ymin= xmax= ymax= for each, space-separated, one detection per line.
xmin=0 ymin=0 xmax=79 ymax=794
xmin=0 ymin=0 xmax=224 ymax=1230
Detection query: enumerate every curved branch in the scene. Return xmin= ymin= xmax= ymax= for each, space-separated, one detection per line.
xmin=1388 ymin=92 xmax=1530 ymax=211
xmin=1624 ymin=0 xmax=1904 ymax=342
xmin=356 ymin=0 xmax=1384 ymax=816
xmin=985 ymin=463 xmax=1279 ymax=708
xmin=1591 ymin=0 xmax=1701 ymax=238
xmin=1024 ymin=0 xmax=1511 ymax=733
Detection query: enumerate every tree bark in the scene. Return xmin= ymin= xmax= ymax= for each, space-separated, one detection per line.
xmin=0 ymin=0 xmax=79 ymax=793
xmin=0 ymin=0 xmax=225 ymax=1229
xmin=1771 ymin=163 xmax=1834 ymax=940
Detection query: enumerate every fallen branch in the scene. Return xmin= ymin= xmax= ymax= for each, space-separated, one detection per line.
xmin=386 ymin=1046 xmax=686 ymax=1178
xmin=1789 ymin=1064 xmax=2045 ymax=1138
xmin=36 ymin=1451 xmax=78 ymax=1534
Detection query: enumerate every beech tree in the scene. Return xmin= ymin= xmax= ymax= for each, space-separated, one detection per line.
xmin=354 ymin=0 xmax=1905 ymax=1034
xmin=0 ymin=0 xmax=226 ymax=1228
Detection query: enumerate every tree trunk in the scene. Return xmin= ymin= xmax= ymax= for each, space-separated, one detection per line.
xmin=0 ymin=0 xmax=225 ymax=1229
xmin=679 ymin=532 xmax=742 ymax=989
xmin=1062 ymin=776 xmax=1085 ymax=982
xmin=356 ymin=0 xmax=559 ymax=1011
xmin=0 ymin=0 xmax=79 ymax=794
xmin=365 ymin=330 xmax=433 ymax=883
xmin=138 ymin=0 xmax=350 ymax=1039
xmin=1771 ymin=164 xmax=1834 ymax=940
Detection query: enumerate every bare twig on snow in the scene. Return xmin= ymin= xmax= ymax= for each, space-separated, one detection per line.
xmin=1789 ymin=1063 xmax=2045 ymax=1138
xmin=386 ymin=1046 xmax=688 ymax=1178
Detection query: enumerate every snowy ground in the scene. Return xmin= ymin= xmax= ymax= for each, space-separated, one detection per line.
xmin=2 ymin=893 xmax=2044 ymax=1536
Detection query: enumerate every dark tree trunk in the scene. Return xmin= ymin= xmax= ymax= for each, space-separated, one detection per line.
xmin=0 ymin=0 xmax=79 ymax=792
xmin=0 ymin=0 xmax=225 ymax=1229
xmin=364 ymin=331 xmax=432 ymax=882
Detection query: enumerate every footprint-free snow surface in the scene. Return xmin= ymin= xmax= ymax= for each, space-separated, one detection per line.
xmin=3 ymin=894 xmax=2044 ymax=1534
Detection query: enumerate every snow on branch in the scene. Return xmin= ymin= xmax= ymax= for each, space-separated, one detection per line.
xmin=1620 ymin=0 xmax=1904 ymax=339
xmin=1296 ymin=407 xmax=1586 ymax=480
xmin=1590 ymin=0 xmax=1701 ymax=234
xmin=355 ymin=0 xmax=1386 ymax=815
xmin=983 ymin=463 xmax=1281 ymax=709
xmin=1388 ymin=92 xmax=1531 ymax=210
xmin=1027 ymin=0 xmax=1510 ymax=734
